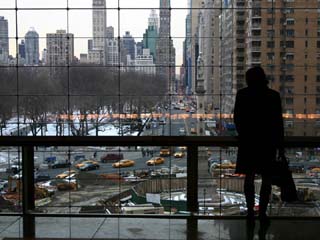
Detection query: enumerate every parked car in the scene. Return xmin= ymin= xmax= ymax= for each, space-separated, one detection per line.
xmin=112 ymin=159 xmax=135 ymax=168
xmin=79 ymin=163 xmax=100 ymax=171
xmin=75 ymin=160 xmax=99 ymax=169
xmin=174 ymin=152 xmax=185 ymax=158
xmin=146 ymin=157 xmax=165 ymax=166
xmin=100 ymin=153 xmax=124 ymax=163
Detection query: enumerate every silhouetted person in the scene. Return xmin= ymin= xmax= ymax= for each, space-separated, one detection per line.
xmin=234 ymin=66 xmax=285 ymax=226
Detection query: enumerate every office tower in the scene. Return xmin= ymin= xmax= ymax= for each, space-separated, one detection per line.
xmin=89 ymin=0 xmax=106 ymax=64
xmin=0 ymin=16 xmax=9 ymax=65
xmin=143 ymin=10 xmax=159 ymax=61
xmin=25 ymin=28 xmax=39 ymax=65
xmin=122 ymin=31 xmax=136 ymax=62
xmin=156 ymin=0 xmax=176 ymax=93
xmin=46 ymin=30 xmax=74 ymax=66
xmin=18 ymin=40 xmax=26 ymax=59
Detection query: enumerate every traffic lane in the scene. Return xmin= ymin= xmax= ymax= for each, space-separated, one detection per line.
xmin=38 ymin=155 xmax=187 ymax=178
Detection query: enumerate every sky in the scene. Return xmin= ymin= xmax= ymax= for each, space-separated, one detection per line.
xmin=0 ymin=0 xmax=188 ymax=66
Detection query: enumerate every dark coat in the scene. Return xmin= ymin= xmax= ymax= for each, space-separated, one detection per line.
xmin=233 ymin=86 xmax=284 ymax=174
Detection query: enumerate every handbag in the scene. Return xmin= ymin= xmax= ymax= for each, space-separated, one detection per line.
xmin=271 ymin=155 xmax=298 ymax=202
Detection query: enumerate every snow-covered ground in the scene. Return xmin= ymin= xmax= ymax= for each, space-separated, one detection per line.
xmin=1 ymin=113 xmax=148 ymax=137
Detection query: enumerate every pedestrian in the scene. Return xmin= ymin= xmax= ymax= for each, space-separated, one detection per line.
xmin=146 ymin=148 xmax=149 ymax=156
xmin=142 ymin=150 xmax=146 ymax=157
xmin=233 ymin=66 xmax=285 ymax=226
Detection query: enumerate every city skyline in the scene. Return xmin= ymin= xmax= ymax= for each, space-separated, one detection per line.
xmin=0 ymin=0 xmax=188 ymax=66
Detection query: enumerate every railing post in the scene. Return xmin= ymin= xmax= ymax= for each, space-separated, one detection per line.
xmin=22 ymin=146 xmax=35 ymax=239
xmin=187 ymin=145 xmax=198 ymax=239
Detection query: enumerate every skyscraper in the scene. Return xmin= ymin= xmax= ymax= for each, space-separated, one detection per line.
xmin=18 ymin=40 xmax=26 ymax=59
xmin=156 ymin=0 xmax=176 ymax=93
xmin=25 ymin=28 xmax=39 ymax=65
xmin=89 ymin=0 xmax=106 ymax=64
xmin=148 ymin=9 xmax=159 ymax=32
xmin=143 ymin=10 xmax=159 ymax=60
xmin=121 ymin=31 xmax=136 ymax=65
xmin=92 ymin=0 xmax=106 ymax=50
xmin=0 ymin=16 xmax=9 ymax=65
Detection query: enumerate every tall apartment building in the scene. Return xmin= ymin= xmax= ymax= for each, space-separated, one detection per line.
xmin=189 ymin=0 xmax=202 ymax=95
xmin=156 ymin=0 xmax=176 ymax=94
xmin=184 ymin=12 xmax=192 ymax=95
xmin=0 ymin=16 xmax=9 ymax=65
xmin=198 ymin=0 xmax=215 ymax=112
xmin=218 ymin=0 xmax=246 ymax=114
xmin=46 ymin=30 xmax=74 ymax=66
xmin=89 ymin=0 xmax=106 ymax=64
xmin=219 ymin=1 xmax=234 ymax=114
xmin=245 ymin=0 xmax=320 ymax=136
xmin=25 ymin=28 xmax=39 ymax=65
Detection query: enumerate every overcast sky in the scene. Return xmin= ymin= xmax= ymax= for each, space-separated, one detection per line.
xmin=0 ymin=0 xmax=188 ymax=66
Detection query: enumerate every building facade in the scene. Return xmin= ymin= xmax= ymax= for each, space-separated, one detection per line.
xmin=121 ymin=31 xmax=136 ymax=65
xmin=128 ymin=48 xmax=156 ymax=75
xmin=143 ymin=10 xmax=159 ymax=60
xmin=89 ymin=0 xmax=107 ymax=64
xmin=156 ymin=0 xmax=176 ymax=94
xmin=46 ymin=30 xmax=74 ymax=66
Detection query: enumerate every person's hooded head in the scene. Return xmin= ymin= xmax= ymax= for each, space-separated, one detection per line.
xmin=245 ymin=66 xmax=268 ymax=88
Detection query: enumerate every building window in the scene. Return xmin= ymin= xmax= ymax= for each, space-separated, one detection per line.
xmin=267 ymin=52 xmax=274 ymax=60
xmin=267 ymin=41 xmax=275 ymax=48
xmin=285 ymin=98 xmax=294 ymax=105
xmin=284 ymin=120 xmax=294 ymax=128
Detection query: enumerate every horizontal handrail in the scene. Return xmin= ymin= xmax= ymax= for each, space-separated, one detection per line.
xmin=0 ymin=136 xmax=319 ymax=147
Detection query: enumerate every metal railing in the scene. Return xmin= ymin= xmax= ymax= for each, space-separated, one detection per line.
xmin=1 ymin=136 xmax=320 ymax=239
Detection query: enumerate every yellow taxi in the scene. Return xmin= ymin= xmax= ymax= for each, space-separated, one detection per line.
xmin=146 ymin=157 xmax=165 ymax=166
xmin=174 ymin=152 xmax=185 ymax=158
xmin=112 ymin=159 xmax=135 ymax=168
xmin=190 ymin=127 xmax=197 ymax=134
xmin=75 ymin=160 xmax=99 ymax=169
xmin=55 ymin=170 xmax=76 ymax=179
xmin=160 ymin=148 xmax=171 ymax=157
